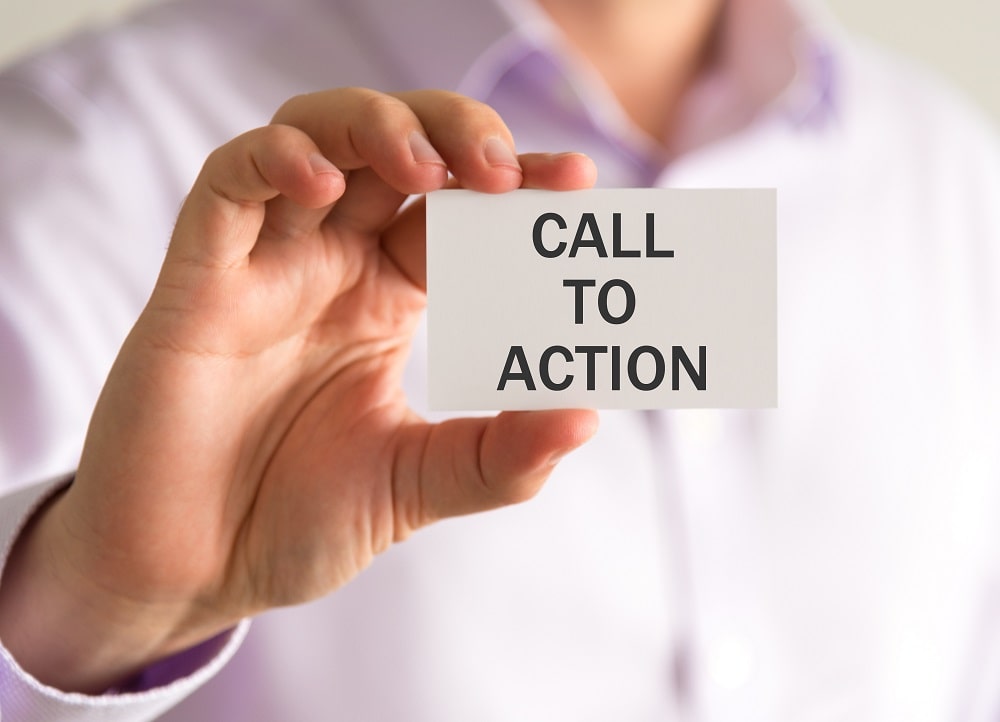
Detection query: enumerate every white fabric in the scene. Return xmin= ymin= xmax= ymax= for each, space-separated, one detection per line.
xmin=0 ymin=0 xmax=998 ymax=719
xmin=0 ymin=479 xmax=249 ymax=720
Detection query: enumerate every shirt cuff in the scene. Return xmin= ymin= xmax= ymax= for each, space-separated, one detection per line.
xmin=0 ymin=477 xmax=250 ymax=721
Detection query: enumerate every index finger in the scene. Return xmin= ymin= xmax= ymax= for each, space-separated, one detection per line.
xmin=271 ymin=88 xmax=527 ymax=237
xmin=271 ymin=88 xmax=531 ymax=196
xmin=271 ymin=87 xmax=450 ymax=196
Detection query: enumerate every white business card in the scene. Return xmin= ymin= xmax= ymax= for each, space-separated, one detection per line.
xmin=426 ymin=188 xmax=776 ymax=410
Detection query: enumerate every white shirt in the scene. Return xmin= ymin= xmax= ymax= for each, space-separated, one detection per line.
xmin=1 ymin=0 xmax=999 ymax=719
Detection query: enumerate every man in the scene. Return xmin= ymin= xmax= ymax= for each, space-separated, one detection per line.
xmin=0 ymin=0 xmax=998 ymax=719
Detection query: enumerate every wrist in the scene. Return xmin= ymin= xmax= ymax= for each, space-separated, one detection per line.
xmin=0 ymin=485 xmax=224 ymax=694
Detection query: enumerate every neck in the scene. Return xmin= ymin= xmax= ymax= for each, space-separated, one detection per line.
xmin=536 ymin=0 xmax=724 ymax=142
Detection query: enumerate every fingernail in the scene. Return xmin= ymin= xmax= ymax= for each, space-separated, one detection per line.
xmin=308 ymin=152 xmax=340 ymax=176
xmin=484 ymin=137 xmax=521 ymax=171
xmin=408 ymin=131 xmax=446 ymax=167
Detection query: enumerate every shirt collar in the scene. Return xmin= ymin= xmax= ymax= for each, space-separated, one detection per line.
xmin=332 ymin=0 xmax=519 ymax=91
xmin=668 ymin=2 xmax=841 ymax=156
xmin=336 ymin=0 xmax=838 ymax=156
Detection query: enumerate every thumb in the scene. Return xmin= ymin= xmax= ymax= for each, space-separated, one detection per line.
xmin=394 ymin=410 xmax=600 ymax=531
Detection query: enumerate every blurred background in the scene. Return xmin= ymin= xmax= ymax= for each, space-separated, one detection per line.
xmin=1 ymin=0 xmax=998 ymax=126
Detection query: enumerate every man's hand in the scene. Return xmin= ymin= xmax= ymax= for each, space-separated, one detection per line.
xmin=0 ymin=89 xmax=598 ymax=693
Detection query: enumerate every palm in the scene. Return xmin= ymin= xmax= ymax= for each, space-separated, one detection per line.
xmin=59 ymin=91 xmax=598 ymax=677
xmin=201 ymin=216 xmax=429 ymax=609
xmin=111 ymin=200 xmax=428 ymax=612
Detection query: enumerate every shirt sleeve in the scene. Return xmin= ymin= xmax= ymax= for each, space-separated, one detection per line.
xmin=0 ymin=478 xmax=250 ymax=722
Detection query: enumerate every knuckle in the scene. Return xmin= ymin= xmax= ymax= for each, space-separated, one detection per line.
xmin=439 ymin=91 xmax=501 ymax=127
xmin=353 ymin=88 xmax=407 ymax=127
xmin=272 ymin=87 xmax=386 ymax=124
xmin=201 ymin=136 xmax=244 ymax=183
xmin=270 ymin=92 xmax=312 ymax=123
xmin=256 ymin=123 xmax=301 ymax=150
xmin=249 ymin=123 xmax=280 ymax=146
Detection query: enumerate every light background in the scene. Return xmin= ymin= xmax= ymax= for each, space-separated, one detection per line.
xmin=0 ymin=0 xmax=998 ymax=126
